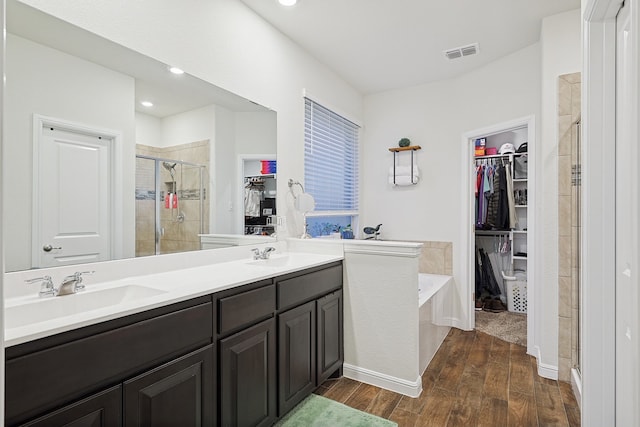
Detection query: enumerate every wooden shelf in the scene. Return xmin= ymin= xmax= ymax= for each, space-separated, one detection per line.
xmin=389 ymin=145 xmax=421 ymax=152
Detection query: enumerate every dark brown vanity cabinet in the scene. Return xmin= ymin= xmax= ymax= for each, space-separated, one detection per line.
xmin=124 ymin=345 xmax=215 ymax=426
xmin=219 ymin=318 xmax=277 ymax=427
xmin=5 ymin=296 xmax=214 ymax=427
xmin=278 ymin=300 xmax=317 ymax=415
xmin=217 ymin=262 xmax=344 ymax=426
xmin=276 ymin=263 xmax=344 ymax=416
xmin=18 ymin=386 xmax=123 ymax=427
xmin=5 ymin=261 xmax=343 ymax=427
xmin=217 ymin=280 xmax=277 ymax=427
xmin=317 ymin=290 xmax=344 ymax=385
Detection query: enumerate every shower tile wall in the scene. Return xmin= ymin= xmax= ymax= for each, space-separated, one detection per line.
xmin=415 ymin=241 xmax=453 ymax=275
xmin=135 ymin=140 xmax=210 ymax=256
xmin=135 ymin=156 xmax=157 ymax=257
xmin=557 ymin=72 xmax=580 ymax=382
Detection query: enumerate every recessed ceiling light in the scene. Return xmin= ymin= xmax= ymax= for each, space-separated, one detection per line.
xmin=169 ymin=66 xmax=184 ymax=75
xmin=279 ymin=0 xmax=297 ymax=6
xmin=141 ymin=101 xmax=154 ymax=107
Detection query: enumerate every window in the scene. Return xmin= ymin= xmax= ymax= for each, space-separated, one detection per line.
xmin=304 ymin=98 xmax=359 ymax=237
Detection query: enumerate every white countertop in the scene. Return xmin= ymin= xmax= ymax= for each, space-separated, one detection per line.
xmin=4 ymin=251 xmax=343 ymax=347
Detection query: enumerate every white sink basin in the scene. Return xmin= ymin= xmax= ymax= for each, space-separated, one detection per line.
xmin=5 ymin=285 xmax=167 ymax=329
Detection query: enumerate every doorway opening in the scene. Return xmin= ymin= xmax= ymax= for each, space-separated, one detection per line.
xmin=462 ymin=116 xmax=536 ymax=356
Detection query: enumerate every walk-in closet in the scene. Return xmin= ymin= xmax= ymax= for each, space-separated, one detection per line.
xmin=472 ymin=125 xmax=529 ymax=347
xmin=243 ymin=159 xmax=277 ymax=236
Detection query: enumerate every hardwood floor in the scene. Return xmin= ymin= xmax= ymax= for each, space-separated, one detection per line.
xmin=316 ymin=328 xmax=580 ymax=427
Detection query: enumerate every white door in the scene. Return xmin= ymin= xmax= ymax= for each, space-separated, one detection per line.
xmin=615 ymin=2 xmax=639 ymax=425
xmin=34 ymin=125 xmax=112 ymax=268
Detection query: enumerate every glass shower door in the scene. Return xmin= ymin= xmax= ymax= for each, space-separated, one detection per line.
xmin=158 ymin=162 xmax=206 ymax=255
xmin=135 ymin=156 xmax=158 ymax=257
xmin=136 ymin=156 xmax=207 ymax=256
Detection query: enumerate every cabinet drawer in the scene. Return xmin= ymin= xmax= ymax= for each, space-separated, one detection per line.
xmin=277 ymin=264 xmax=343 ymax=311
xmin=218 ymin=284 xmax=276 ymax=336
xmin=5 ymin=301 xmax=213 ymax=425
xmin=18 ymin=385 xmax=122 ymax=427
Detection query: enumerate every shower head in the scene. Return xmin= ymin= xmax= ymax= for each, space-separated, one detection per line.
xmin=162 ymin=161 xmax=177 ymax=181
xmin=162 ymin=162 xmax=177 ymax=171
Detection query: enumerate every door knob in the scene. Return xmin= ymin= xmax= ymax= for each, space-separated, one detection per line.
xmin=43 ymin=244 xmax=62 ymax=252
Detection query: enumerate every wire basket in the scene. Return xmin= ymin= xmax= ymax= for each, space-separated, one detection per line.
xmin=507 ymin=280 xmax=527 ymax=313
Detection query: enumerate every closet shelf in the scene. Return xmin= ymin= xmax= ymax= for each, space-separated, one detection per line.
xmin=512 ymin=230 xmax=527 ymax=234
xmin=513 ymin=256 xmax=528 ymax=260
xmin=388 ymin=145 xmax=421 ymax=152
xmin=475 ymin=152 xmax=526 ymax=160
xmin=246 ymin=173 xmax=276 ymax=179
xmin=515 ymin=204 xmax=528 ymax=208
xmin=475 ymin=230 xmax=510 ymax=236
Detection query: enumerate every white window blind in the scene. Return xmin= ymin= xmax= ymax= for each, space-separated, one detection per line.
xmin=304 ymin=98 xmax=359 ymax=215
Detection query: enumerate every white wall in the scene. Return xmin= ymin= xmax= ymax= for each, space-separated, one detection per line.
xmin=135 ymin=112 xmax=162 ymax=146
xmin=361 ymin=43 xmax=542 ymax=331
xmin=18 ymin=0 xmax=364 ymax=240
xmin=538 ymin=8 xmax=581 ymax=374
xmin=235 ymin=111 xmax=277 ymax=155
xmin=213 ymin=106 xmax=237 ymax=234
xmin=4 ymin=33 xmax=136 ymax=272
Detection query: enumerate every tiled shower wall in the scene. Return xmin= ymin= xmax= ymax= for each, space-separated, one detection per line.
xmin=416 ymin=241 xmax=453 ymax=275
xmin=557 ymin=72 xmax=581 ymax=382
xmin=135 ymin=140 xmax=210 ymax=257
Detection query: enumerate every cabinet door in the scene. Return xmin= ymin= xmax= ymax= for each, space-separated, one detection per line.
xmin=19 ymin=385 xmax=122 ymax=427
xmin=317 ymin=290 xmax=343 ymax=385
xmin=220 ymin=318 xmax=276 ymax=427
xmin=123 ymin=345 xmax=215 ymax=427
xmin=278 ymin=300 xmax=316 ymax=415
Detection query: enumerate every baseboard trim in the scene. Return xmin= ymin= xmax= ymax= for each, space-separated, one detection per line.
xmin=531 ymin=345 xmax=559 ymax=380
xmin=342 ymin=363 xmax=422 ymax=398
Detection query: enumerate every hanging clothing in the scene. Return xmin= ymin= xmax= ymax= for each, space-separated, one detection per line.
xmin=485 ymin=164 xmax=509 ymax=230
xmin=482 ymin=165 xmax=492 ymax=226
xmin=476 ymin=165 xmax=485 ymax=227
xmin=505 ymin=165 xmax=518 ymax=228
xmin=476 ymin=247 xmax=501 ymax=296
xmin=244 ymin=187 xmax=261 ymax=217
xmin=496 ymin=165 xmax=510 ymax=230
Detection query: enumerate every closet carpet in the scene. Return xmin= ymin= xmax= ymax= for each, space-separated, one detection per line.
xmin=475 ymin=310 xmax=527 ymax=347
xmin=316 ymin=328 xmax=580 ymax=427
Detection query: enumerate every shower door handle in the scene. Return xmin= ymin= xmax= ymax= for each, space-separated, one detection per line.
xmin=43 ymin=244 xmax=62 ymax=252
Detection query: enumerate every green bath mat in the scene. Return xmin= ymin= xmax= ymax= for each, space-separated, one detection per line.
xmin=274 ymin=394 xmax=398 ymax=427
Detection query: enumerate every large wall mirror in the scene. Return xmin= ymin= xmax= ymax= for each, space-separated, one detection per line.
xmin=5 ymin=0 xmax=277 ymax=273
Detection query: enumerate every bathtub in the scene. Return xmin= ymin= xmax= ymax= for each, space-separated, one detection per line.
xmin=418 ymin=273 xmax=452 ymax=307
xmin=418 ymin=273 xmax=453 ymax=374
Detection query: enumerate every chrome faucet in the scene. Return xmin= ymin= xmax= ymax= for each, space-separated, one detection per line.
xmin=58 ymin=271 xmax=94 ymax=296
xmin=25 ymin=275 xmax=56 ymax=297
xmin=25 ymin=271 xmax=94 ymax=297
xmin=251 ymin=247 xmax=276 ymax=260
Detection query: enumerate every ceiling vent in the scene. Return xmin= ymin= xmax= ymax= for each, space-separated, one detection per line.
xmin=444 ymin=43 xmax=479 ymax=60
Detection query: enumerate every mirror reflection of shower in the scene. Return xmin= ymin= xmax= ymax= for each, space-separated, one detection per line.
xmin=162 ymin=161 xmax=184 ymax=223
xmin=135 ymin=155 xmax=207 ymax=256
